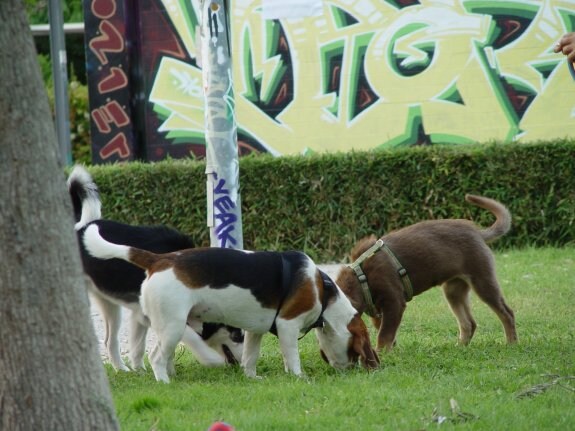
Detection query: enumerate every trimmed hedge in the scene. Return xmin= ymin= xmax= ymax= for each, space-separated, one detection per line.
xmin=85 ymin=140 xmax=575 ymax=262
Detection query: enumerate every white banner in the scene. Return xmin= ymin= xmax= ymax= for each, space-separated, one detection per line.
xmin=262 ymin=0 xmax=323 ymax=20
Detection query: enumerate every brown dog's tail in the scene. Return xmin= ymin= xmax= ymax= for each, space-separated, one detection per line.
xmin=465 ymin=194 xmax=511 ymax=243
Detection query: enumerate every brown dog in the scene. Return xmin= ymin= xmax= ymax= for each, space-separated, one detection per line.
xmin=336 ymin=194 xmax=517 ymax=352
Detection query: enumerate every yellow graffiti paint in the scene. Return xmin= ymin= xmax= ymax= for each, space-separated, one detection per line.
xmin=151 ymin=0 xmax=575 ymax=155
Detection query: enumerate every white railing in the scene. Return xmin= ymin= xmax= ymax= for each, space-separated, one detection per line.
xmin=30 ymin=23 xmax=85 ymax=36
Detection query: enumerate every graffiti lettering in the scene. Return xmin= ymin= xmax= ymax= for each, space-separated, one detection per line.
xmin=89 ymin=20 xmax=125 ymax=65
xmin=83 ymin=0 xmax=575 ymax=162
xmin=91 ymin=100 xmax=130 ymax=133
xmin=84 ymin=0 xmax=135 ymax=163
xmin=213 ymin=177 xmax=238 ymax=248
xmin=214 ymin=175 xmax=229 ymax=194
xmin=145 ymin=0 xmax=575 ymax=157
xmin=91 ymin=0 xmax=116 ymax=18
xmin=97 ymin=67 xmax=128 ymax=93
xmin=99 ymin=133 xmax=130 ymax=159
xmin=215 ymin=192 xmax=235 ymax=210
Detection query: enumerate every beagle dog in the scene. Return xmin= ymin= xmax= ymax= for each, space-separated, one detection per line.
xmin=83 ymin=224 xmax=380 ymax=382
xmin=67 ymin=166 xmax=243 ymax=371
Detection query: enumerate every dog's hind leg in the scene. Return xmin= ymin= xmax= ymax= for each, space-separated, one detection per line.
xmin=149 ymin=320 xmax=186 ymax=383
xmin=141 ymin=275 xmax=194 ymax=382
xmin=442 ymin=278 xmax=476 ymax=345
xmin=143 ymin=304 xmax=187 ymax=382
xmin=148 ymin=339 xmax=178 ymax=376
xmin=128 ymin=309 xmax=149 ymax=370
xmin=470 ymin=274 xmax=517 ymax=344
xmin=90 ymin=293 xmax=130 ymax=371
xmin=241 ymin=331 xmax=263 ymax=378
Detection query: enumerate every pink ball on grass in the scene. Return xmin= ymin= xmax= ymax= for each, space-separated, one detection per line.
xmin=207 ymin=421 xmax=235 ymax=431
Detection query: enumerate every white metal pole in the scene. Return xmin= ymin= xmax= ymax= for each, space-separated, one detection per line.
xmin=201 ymin=0 xmax=243 ymax=249
xmin=48 ymin=0 xmax=71 ymax=165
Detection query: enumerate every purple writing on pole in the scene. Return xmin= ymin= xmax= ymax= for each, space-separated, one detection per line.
xmin=214 ymin=176 xmax=238 ymax=248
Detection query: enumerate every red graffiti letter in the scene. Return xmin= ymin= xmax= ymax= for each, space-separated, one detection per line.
xmin=91 ymin=0 xmax=116 ymax=18
xmin=97 ymin=67 xmax=128 ymax=94
xmin=91 ymin=101 xmax=130 ymax=133
xmin=89 ymin=20 xmax=124 ymax=65
xmin=100 ymin=133 xmax=131 ymax=159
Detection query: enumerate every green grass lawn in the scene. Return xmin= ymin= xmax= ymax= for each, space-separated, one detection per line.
xmin=105 ymin=247 xmax=575 ymax=430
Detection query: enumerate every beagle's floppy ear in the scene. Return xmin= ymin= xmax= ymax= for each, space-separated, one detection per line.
xmin=349 ymin=315 xmax=380 ymax=370
xmin=357 ymin=340 xmax=380 ymax=370
xmin=354 ymin=332 xmax=380 ymax=370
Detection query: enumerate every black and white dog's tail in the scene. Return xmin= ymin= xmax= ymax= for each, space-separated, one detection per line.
xmin=67 ymin=165 xmax=102 ymax=230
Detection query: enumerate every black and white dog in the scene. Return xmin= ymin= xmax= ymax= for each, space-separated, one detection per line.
xmin=68 ymin=165 xmax=243 ymax=371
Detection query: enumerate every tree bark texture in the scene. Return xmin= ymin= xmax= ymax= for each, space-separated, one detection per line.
xmin=0 ymin=1 xmax=119 ymax=429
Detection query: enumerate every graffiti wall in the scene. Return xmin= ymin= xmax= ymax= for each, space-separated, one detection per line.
xmin=83 ymin=0 xmax=137 ymax=161
xmin=84 ymin=0 xmax=575 ymax=163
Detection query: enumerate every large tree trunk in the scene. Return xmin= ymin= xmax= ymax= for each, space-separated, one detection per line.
xmin=0 ymin=2 xmax=119 ymax=429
